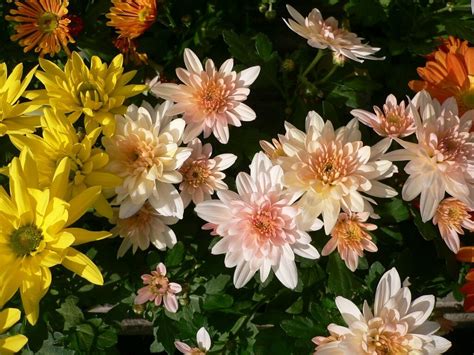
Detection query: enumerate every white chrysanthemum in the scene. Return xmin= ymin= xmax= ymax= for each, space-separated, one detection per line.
xmin=282 ymin=111 xmax=397 ymax=234
xmin=103 ymin=101 xmax=192 ymax=219
xmin=313 ymin=268 xmax=452 ymax=354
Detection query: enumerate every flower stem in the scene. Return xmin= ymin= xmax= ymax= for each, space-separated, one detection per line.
xmin=316 ymin=64 xmax=338 ymax=85
xmin=301 ymin=50 xmax=324 ymax=78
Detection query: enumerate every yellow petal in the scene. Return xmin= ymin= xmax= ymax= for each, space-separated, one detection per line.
xmin=0 ymin=186 xmax=16 ymax=216
xmin=47 ymin=230 xmax=75 ymax=250
xmin=50 ymin=157 xmax=71 ymax=200
xmin=84 ymin=172 xmax=122 ymax=189
xmin=9 ymin=158 xmax=32 ymax=220
xmin=38 ymin=250 xmax=62 ymax=268
xmin=0 ymin=308 xmax=21 ymax=333
xmin=93 ymin=194 xmax=114 ymax=219
xmin=0 ymin=334 xmax=28 ymax=354
xmin=42 ymin=197 xmax=69 ymax=236
xmin=62 ymin=248 xmax=104 ymax=285
xmin=67 ymin=186 xmax=101 ymax=226
xmin=19 ymin=263 xmax=48 ymax=325
xmin=0 ymin=262 xmax=21 ymax=308
xmin=19 ymin=149 xmax=39 ymax=189
xmin=65 ymin=228 xmax=111 ymax=246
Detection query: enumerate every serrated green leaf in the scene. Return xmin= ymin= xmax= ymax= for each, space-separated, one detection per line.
xmin=165 ymin=242 xmax=185 ymax=267
xmin=203 ymin=294 xmax=234 ymax=310
xmin=56 ymin=296 xmax=84 ymax=331
xmin=280 ymin=316 xmax=317 ymax=339
xmin=205 ymin=274 xmax=231 ymax=295
xmin=327 ymin=254 xmax=363 ymax=297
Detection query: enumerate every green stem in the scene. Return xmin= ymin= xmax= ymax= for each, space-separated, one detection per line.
xmin=435 ymin=4 xmax=471 ymax=14
xmin=316 ymin=64 xmax=338 ymax=85
xmin=301 ymin=50 xmax=324 ymax=78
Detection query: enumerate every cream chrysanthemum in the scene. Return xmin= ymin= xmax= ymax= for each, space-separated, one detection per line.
xmin=284 ymin=5 xmax=383 ymax=63
xmin=152 ymin=48 xmax=260 ymax=144
xmin=385 ymin=90 xmax=474 ymax=222
xmin=282 ymin=111 xmax=397 ymax=234
xmin=103 ymin=101 xmax=192 ymax=219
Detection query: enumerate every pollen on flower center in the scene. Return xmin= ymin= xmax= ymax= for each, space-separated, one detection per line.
xmin=149 ymin=273 xmax=170 ymax=295
xmin=181 ymin=161 xmax=211 ymax=188
xmin=198 ymin=81 xmax=227 ymax=115
xmin=366 ymin=319 xmax=409 ymax=354
xmin=38 ymin=12 xmax=59 ymax=33
xmin=313 ymin=153 xmax=348 ymax=184
xmin=10 ymin=224 xmax=43 ymax=256
xmin=252 ymin=209 xmax=277 ymax=238
xmin=124 ymin=139 xmax=162 ymax=173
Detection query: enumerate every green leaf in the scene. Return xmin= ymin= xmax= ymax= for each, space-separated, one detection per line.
xmin=378 ymin=198 xmax=410 ymax=223
xmin=56 ymin=296 xmax=84 ymax=331
xmin=365 ymin=262 xmax=386 ymax=291
xmin=96 ymin=326 xmax=118 ymax=350
xmin=222 ymin=30 xmax=257 ymax=64
xmin=205 ymin=274 xmax=231 ymax=295
xmin=154 ymin=313 xmax=178 ymax=353
xmin=254 ymin=33 xmax=273 ymax=61
xmin=411 ymin=207 xmax=437 ymax=241
xmin=165 ymin=242 xmax=185 ymax=267
xmin=202 ymin=294 xmax=234 ymax=310
xmin=70 ymin=323 xmax=95 ymax=352
xmin=285 ymin=297 xmax=303 ymax=314
xmin=327 ymin=254 xmax=363 ymax=297
xmin=281 ymin=316 xmax=317 ymax=339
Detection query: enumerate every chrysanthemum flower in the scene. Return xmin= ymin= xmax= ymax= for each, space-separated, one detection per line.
xmin=10 ymin=109 xmax=121 ymax=219
xmin=0 ymin=152 xmax=110 ymax=324
xmin=321 ymin=212 xmax=377 ymax=272
xmin=35 ymin=52 xmax=147 ymax=136
xmin=282 ymin=112 xmax=397 ymax=234
xmin=6 ymin=0 xmax=74 ymax=56
xmin=175 ymin=327 xmax=212 ymax=355
xmin=103 ymin=101 xmax=192 ymax=219
xmin=135 ymin=263 xmax=182 ymax=313
xmin=179 ymin=138 xmax=237 ymax=208
xmin=460 ymin=269 xmax=474 ymax=312
xmin=432 ymin=198 xmax=474 ymax=253
xmin=284 ymin=5 xmax=384 ymax=63
xmin=113 ymin=203 xmax=178 ymax=257
xmin=0 ymin=308 xmax=28 ymax=353
xmin=106 ymin=0 xmax=157 ymax=39
xmin=409 ymin=36 xmax=474 ymax=115
xmin=0 ymin=63 xmax=41 ymax=136
xmin=195 ymin=152 xmax=320 ymax=289
xmin=152 ymin=48 xmax=260 ymax=144
xmin=384 ymin=91 xmax=474 ymax=222
xmin=113 ymin=37 xmax=148 ymax=65
xmin=313 ymin=268 xmax=452 ymax=354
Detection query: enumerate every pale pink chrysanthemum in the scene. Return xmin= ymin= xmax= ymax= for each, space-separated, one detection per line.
xmin=284 ymin=5 xmax=384 ymax=63
xmin=384 ymin=90 xmax=474 ymax=222
xmin=113 ymin=203 xmax=178 ymax=258
xmin=282 ymin=112 xmax=397 ymax=234
xmin=175 ymin=327 xmax=211 ymax=355
xmin=151 ymin=48 xmax=260 ymax=144
xmin=134 ymin=263 xmax=182 ymax=313
xmin=103 ymin=101 xmax=192 ymax=219
xmin=432 ymin=198 xmax=474 ymax=253
xmin=321 ymin=212 xmax=377 ymax=272
xmin=179 ymin=138 xmax=237 ymax=208
xmin=313 ymin=268 xmax=452 ymax=354
xmin=195 ymin=152 xmax=321 ymax=289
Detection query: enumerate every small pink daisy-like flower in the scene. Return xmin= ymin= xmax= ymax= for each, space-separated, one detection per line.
xmin=175 ymin=327 xmax=211 ymax=355
xmin=152 ymin=48 xmax=260 ymax=144
xmin=321 ymin=212 xmax=377 ymax=272
xmin=284 ymin=5 xmax=384 ymax=63
xmin=179 ymin=138 xmax=237 ymax=208
xmin=432 ymin=198 xmax=474 ymax=253
xmin=195 ymin=152 xmax=320 ymax=289
xmin=134 ymin=263 xmax=182 ymax=313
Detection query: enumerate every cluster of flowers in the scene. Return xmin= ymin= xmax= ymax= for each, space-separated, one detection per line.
xmin=0 ymin=1 xmax=472 ymax=354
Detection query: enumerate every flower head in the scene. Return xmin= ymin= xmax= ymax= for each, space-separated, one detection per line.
xmin=6 ymin=0 xmax=74 ymax=56
xmin=135 ymin=263 xmax=182 ymax=313
xmin=282 ymin=112 xmax=397 ymax=234
xmin=432 ymin=198 xmax=474 ymax=253
xmin=321 ymin=212 xmax=378 ymax=272
xmin=284 ymin=5 xmax=383 ymax=63
xmin=106 ymin=0 xmax=157 ymax=39
xmin=179 ymin=138 xmax=237 ymax=207
xmin=103 ymin=101 xmax=192 ymax=219
xmin=0 ymin=308 xmax=28 ymax=353
xmin=195 ymin=152 xmax=320 ymax=289
xmin=0 ymin=63 xmax=41 ymax=136
xmin=314 ymin=268 xmax=452 ymax=354
xmin=0 ymin=152 xmax=110 ymax=325
xmin=35 ymin=52 xmax=147 ymax=136
xmin=113 ymin=203 xmax=178 ymax=257
xmin=175 ymin=327 xmax=212 ymax=355
xmin=384 ymin=91 xmax=474 ymax=222
xmin=152 ymin=48 xmax=260 ymax=144
xmin=409 ymin=36 xmax=474 ymax=115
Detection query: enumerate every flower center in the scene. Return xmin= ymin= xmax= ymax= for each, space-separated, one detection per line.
xmin=77 ymin=81 xmax=102 ymax=108
xmin=366 ymin=319 xmax=411 ymax=355
xmin=38 ymin=12 xmax=59 ymax=33
xmin=252 ymin=209 xmax=276 ymax=238
xmin=125 ymin=139 xmax=162 ymax=174
xmin=138 ymin=7 xmax=151 ymax=22
xmin=10 ymin=224 xmax=43 ymax=256
xmin=181 ymin=161 xmax=211 ymax=188
xmin=149 ymin=274 xmax=170 ymax=295
xmin=198 ymin=81 xmax=227 ymax=115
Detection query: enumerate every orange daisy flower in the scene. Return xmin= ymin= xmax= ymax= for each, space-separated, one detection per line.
xmin=409 ymin=36 xmax=474 ymax=115
xmin=6 ymin=0 xmax=74 ymax=57
xmin=106 ymin=0 xmax=157 ymax=39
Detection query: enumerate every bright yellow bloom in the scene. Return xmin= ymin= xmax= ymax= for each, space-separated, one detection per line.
xmin=0 ymin=308 xmax=28 ymax=354
xmin=35 ymin=52 xmax=147 ymax=136
xmin=0 ymin=63 xmax=41 ymax=136
xmin=106 ymin=0 xmax=157 ymax=39
xmin=10 ymin=108 xmax=122 ymax=218
xmin=0 ymin=151 xmax=111 ymax=325
xmin=5 ymin=0 xmax=74 ymax=57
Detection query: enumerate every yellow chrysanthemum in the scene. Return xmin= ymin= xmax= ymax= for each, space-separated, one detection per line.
xmin=10 ymin=108 xmax=122 ymax=218
xmin=35 ymin=52 xmax=147 ymax=136
xmin=0 ymin=63 xmax=41 ymax=137
xmin=0 ymin=151 xmax=111 ymax=325
xmin=0 ymin=308 xmax=28 ymax=354
xmin=5 ymin=0 xmax=74 ymax=57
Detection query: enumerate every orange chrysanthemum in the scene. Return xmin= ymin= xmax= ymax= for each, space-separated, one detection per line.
xmin=409 ymin=36 xmax=474 ymax=115
xmin=6 ymin=0 xmax=74 ymax=57
xmin=106 ymin=0 xmax=157 ymax=39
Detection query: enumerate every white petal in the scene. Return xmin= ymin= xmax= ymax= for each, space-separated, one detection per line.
xmin=183 ymin=48 xmax=203 ymax=73
xmin=335 ymin=297 xmax=364 ymax=326
xmin=195 ymin=200 xmax=232 ymax=224
xmin=196 ymin=327 xmax=211 ymax=351
xmin=237 ymin=66 xmax=260 ymax=86
xmin=273 ymin=257 xmax=298 ymax=289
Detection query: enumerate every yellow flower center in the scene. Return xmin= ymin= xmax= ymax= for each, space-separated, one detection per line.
xmin=77 ymin=81 xmax=103 ymax=109
xmin=366 ymin=319 xmax=411 ymax=355
xmin=38 ymin=12 xmax=59 ymax=33
xmin=252 ymin=210 xmax=276 ymax=238
xmin=198 ymin=81 xmax=227 ymax=115
xmin=149 ymin=274 xmax=170 ymax=295
xmin=138 ymin=7 xmax=151 ymax=22
xmin=10 ymin=224 xmax=43 ymax=256
xmin=181 ymin=161 xmax=211 ymax=188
